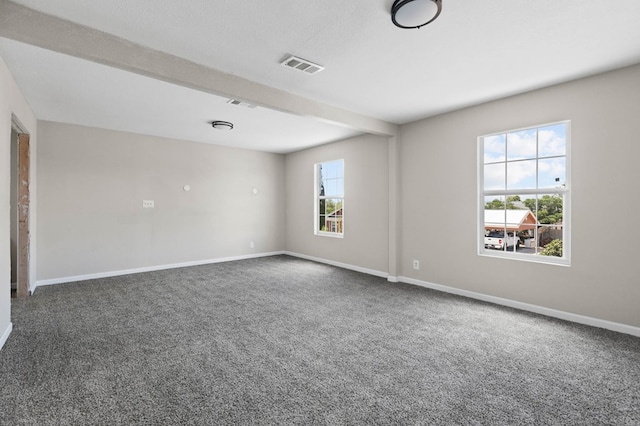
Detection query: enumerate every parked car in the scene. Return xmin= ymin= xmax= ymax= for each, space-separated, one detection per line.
xmin=484 ymin=230 xmax=517 ymax=250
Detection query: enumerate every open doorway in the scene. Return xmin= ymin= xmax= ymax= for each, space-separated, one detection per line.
xmin=10 ymin=120 xmax=30 ymax=299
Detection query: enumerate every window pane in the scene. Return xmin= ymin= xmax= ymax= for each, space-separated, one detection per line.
xmin=507 ymin=129 xmax=536 ymax=161
xmin=324 ymin=198 xmax=343 ymax=234
xmin=484 ymin=134 xmax=506 ymax=163
xmin=520 ymin=195 xmax=538 ymax=218
xmin=319 ymin=216 xmax=327 ymax=232
xmin=483 ymin=212 xmax=518 ymax=251
xmin=324 ymin=179 xmax=337 ymax=196
xmin=484 ymin=194 xmax=536 ymax=253
xmin=323 ymin=160 xmax=343 ymax=179
xmin=538 ymin=123 xmax=566 ymax=158
xmin=506 ymin=159 xmax=536 ymax=190
xmin=324 ymin=161 xmax=337 ymax=179
xmin=324 ymin=178 xmax=343 ymax=197
xmin=484 ymin=163 xmax=505 ymax=190
xmin=318 ymin=197 xmax=326 ymax=232
xmin=538 ymin=225 xmax=563 ymax=257
xmin=325 ymin=198 xmax=343 ymax=215
xmin=538 ymin=157 xmax=566 ymax=189
xmin=533 ymin=194 xmax=563 ymax=225
xmin=318 ymin=200 xmax=326 ymax=216
xmin=484 ymin=205 xmax=506 ymax=230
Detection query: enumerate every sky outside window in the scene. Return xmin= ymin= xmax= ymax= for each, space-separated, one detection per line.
xmin=484 ymin=124 xmax=566 ymax=191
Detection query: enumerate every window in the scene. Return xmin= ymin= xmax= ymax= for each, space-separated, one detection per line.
xmin=479 ymin=121 xmax=570 ymax=265
xmin=315 ymin=159 xmax=344 ymax=236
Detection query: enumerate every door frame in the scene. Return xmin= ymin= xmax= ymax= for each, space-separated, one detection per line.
xmin=11 ymin=118 xmax=30 ymax=298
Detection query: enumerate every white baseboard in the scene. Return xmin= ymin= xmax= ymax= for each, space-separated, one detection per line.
xmin=283 ymin=251 xmax=388 ymax=279
xmin=34 ymin=251 xmax=285 ymax=291
xmin=399 ymin=276 xmax=640 ymax=338
xmin=283 ymin=254 xmax=639 ymax=337
xmin=0 ymin=322 xmax=12 ymax=351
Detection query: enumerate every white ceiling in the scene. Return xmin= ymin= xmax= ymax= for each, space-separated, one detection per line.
xmin=0 ymin=38 xmax=362 ymax=153
xmin=1 ymin=0 xmax=639 ymax=153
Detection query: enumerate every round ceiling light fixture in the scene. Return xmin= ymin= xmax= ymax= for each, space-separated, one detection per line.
xmin=391 ymin=0 xmax=442 ymax=29
xmin=211 ymin=120 xmax=234 ymax=130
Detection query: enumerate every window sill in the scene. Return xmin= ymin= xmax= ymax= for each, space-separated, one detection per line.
xmin=315 ymin=231 xmax=344 ymax=239
xmin=478 ymin=249 xmax=570 ymax=267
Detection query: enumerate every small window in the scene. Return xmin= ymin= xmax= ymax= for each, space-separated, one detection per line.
xmin=479 ymin=122 xmax=570 ymax=265
xmin=315 ymin=160 xmax=344 ymax=237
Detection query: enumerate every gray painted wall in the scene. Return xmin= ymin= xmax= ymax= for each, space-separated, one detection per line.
xmin=400 ymin=64 xmax=640 ymax=327
xmin=36 ymin=122 xmax=285 ymax=281
xmin=285 ymin=134 xmax=389 ymax=274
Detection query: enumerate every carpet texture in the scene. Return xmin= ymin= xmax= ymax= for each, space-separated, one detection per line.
xmin=1 ymin=255 xmax=639 ymax=425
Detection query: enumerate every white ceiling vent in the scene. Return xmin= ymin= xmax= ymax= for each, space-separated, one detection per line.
xmin=226 ymin=99 xmax=257 ymax=108
xmin=280 ymin=55 xmax=325 ymax=75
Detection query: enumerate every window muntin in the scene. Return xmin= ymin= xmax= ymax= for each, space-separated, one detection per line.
xmin=315 ymin=160 xmax=344 ymax=236
xmin=479 ymin=122 xmax=570 ymax=265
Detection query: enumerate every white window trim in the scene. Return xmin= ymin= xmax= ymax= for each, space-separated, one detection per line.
xmin=477 ymin=121 xmax=571 ymax=266
xmin=314 ymin=159 xmax=345 ymax=238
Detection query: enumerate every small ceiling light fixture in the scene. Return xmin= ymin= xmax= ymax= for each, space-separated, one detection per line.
xmin=391 ymin=0 xmax=442 ymax=29
xmin=211 ymin=120 xmax=234 ymax=130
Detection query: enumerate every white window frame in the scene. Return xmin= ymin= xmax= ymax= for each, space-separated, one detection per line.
xmin=478 ymin=121 xmax=571 ymax=266
xmin=314 ymin=159 xmax=344 ymax=238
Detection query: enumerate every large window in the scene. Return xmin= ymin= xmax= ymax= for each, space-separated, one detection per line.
xmin=315 ymin=159 xmax=344 ymax=236
xmin=479 ymin=121 xmax=570 ymax=265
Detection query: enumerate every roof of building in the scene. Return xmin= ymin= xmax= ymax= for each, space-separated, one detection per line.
xmin=485 ymin=210 xmax=538 ymax=231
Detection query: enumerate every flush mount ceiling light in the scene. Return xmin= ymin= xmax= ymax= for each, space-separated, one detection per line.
xmin=391 ymin=0 xmax=442 ymax=29
xmin=211 ymin=121 xmax=233 ymax=130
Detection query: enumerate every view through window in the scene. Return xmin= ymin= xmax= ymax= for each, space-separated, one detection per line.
xmin=480 ymin=121 xmax=570 ymax=265
xmin=315 ymin=159 xmax=344 ymax=236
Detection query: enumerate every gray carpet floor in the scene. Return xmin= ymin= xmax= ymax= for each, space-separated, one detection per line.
xmin=1 ymin=255 xmax=639 ymax=425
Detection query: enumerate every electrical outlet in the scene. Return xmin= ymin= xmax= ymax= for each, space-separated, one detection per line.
xmin=413 ymin=260 xmax=420 ymax=270
xmin=250 ymin=241 xmax=254 ymax=249
xmin=142 ymin=200 xmax=154 ymax=208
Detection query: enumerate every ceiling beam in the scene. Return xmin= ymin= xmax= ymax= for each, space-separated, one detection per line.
xmin=0 ymin=0 xmax=398 ymax=137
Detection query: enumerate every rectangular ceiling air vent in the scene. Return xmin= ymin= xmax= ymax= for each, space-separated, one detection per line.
xmin=226 ymin=99 xmax=257 ymax=108
xmin=280 ymin=55 xmax=325 ymax=75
